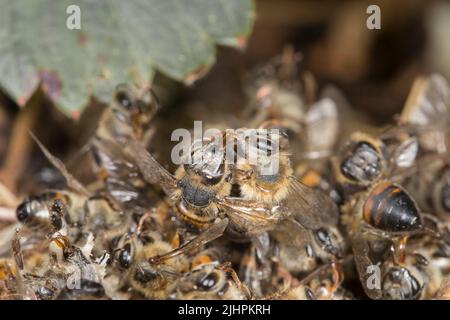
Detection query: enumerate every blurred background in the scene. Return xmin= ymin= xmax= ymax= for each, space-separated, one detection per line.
xmin=0 ymin=0 xmax=449 ymax=199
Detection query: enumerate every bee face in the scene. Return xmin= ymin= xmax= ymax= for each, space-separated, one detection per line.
xmin=177 ymin=265 xmax=235 ymax=300
xmin=382 ymin=266 xmax=423 ymax=300
xmin=131 ymin=260 xmax=166 ymax=290
xmin=363 ymin=182 xmax=423 ymax=234
xmin=236 ymin=151 xmax=292 ymax=205
xmin=112 ymin=85 xmax=160 ymax=120
xmin=116 ymin=242 xmax=134 ymax=269
xmin=313 ymin=227 xmax=344 ymax=257
xmin=177 ymin=138 xmax=231 ymax=208
xmin=128 ymin=241 xmax=187 ymax=299
xmin=108 ymin=84 xmax=160 ymax=141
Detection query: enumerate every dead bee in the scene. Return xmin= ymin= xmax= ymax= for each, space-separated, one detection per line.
xmin=95 ymin=84 xmax=160 ymax=144
xmin=245 ymin=49 xmax=339 ymax=162
xmin=333 ymin=131 xmax=418 ymax=196
xmin=176 ymin=262 xmax=249 ymax=300
xmin=22 ymin=135 xmax=127 ymax=251
xmin=333 ymin=132 xmax=386 ymax=192
xmin=9 ymin=229 xmax=107 ymax=300
xmin=380 ymin=252 xmax=429 ymax=300
xmin=345 ymin=181 xmax=429 ymax=299
xmin=122 ymin=130 xmax=341 ymax=270
xmin=272 ymin=259 xmax=350 ymax=300
xmin=112 ymin=228 xmax=189 ymax=299
xmin=175 ymin=248 xmax=251 ymax=300
xmin=86 ymin=84 xmax=161 ymax=208
xmin=16 ymin=192 xmax=72 ymax=235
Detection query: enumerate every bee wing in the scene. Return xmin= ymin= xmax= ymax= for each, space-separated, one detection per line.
xmin=11 ymin=229 xmax=23 ymax=271
xmin=400 ymin=73 xmax=450 ymax=128
xmin=217 ymin=197 xmax=283 ymax=237
xmin=30 ymin=132 xmax=91 ymax=197
xmin=283 ymin=176 xmax=339 ymax=230
xmin=122 ymin=141 xmax=178 ymax=196
xmin=352 ymin=233 xmax=383 ymax=300
xmin=270 ymin=218 xmax=312 ymax=248
xmin=391 ymin=136 xmax=418 ymax=169
xmin=91 ymin=137 xmax=139 ymax=176
xmin=149 ymin=218 xmax=228 ymax=264
xmin=91 ymin=138 xmax=148 ymax=204
xmin=303 ymin=96 xmax=339 ymax=159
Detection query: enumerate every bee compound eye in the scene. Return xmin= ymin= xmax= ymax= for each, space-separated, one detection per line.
xmin=134 ymin=264 xmax=159 ymax=284
xmin=117 ymin=244 xmax=133 ymax=269
xmin=198 ymin=272 xmax=219 ymax=291
xmin=316 ymin=228 xmax=328 ymax=243
xmin=115 ymin=90 xmax=133 ymax=110
xmin=441 ymin=183 xmax=450 ymax=212
xmin=16 ymin=202 xmax=30 ymax=222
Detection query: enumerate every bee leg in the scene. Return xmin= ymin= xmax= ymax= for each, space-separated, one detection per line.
xmin=218 ymin=262 xmax=255 ymax=300
xmin=391 ymin=235 xmax=408 ymax=266
xmin=12 ymin=228 xmax=23 ymax=272
xmin=148 ymin=218 xmax=228 ymax=265
xmin=330 ymin=258 xmax=344 ymax=293
xmin=11 ymin=228 xmax=28 ymax=296
xmin=136 ymin=211 xmax=152 ymax=235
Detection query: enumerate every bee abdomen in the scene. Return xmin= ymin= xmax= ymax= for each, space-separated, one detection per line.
xmin=363 ymin=183 xmax=422 ymax=233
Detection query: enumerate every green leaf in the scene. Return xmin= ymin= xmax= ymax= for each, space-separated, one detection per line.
xmin=0 ymin=0 xmax=255 ymax=117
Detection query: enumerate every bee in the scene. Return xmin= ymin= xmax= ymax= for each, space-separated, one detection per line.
xmin=272 ymin=259 xmax=350 ymax=300
xmin=122 ymin=129 xmax=341 ymax=268
xmin=95 ymin=84 xmax=160 ymax=144
xmin=84 ymin=84 xmax=161 ymax=208
xmin=333 ymin=132 xmax=386 ymax=192
xmin=230 ymin=131 xmax=342 ymax=251
xmin=8 ymin=227 xmax=107 ymax=300
xmin=333 ymin=131 xmax=418 ymax=195
xmin=176 ymin=262 xmax=249 ymax=300
xmin=15 ymin=192 xmax=72 ymax=235
xmin=245 ymin=49 xmax=340 ymax=163
xmin=346 ymin=181 xmax=429 ymax=299
xmin=381 ymin=256 xmax=428 ymax=300
xmin=16 ymin=136 xmax=127 ymax=261
xmin=112 ymin=223 xmax=189 ymax=299
xmin=176 ymin=248 xmax=251 ymax=300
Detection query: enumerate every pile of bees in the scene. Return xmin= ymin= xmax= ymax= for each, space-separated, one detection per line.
xmin=1 ymin=51 xmax=450 ymax=300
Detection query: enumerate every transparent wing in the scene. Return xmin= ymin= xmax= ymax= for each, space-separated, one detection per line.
xmin=400 ymin=73 xmax=450 ymax=127
xmin=270 ymin=218 xmax=311 ymax=248
xmin=283 ymin=176 xmax=339 ymax=230
xmin=30 ymin=132 xmax=90 ymax=197
xmin=352 ymin=232 xmax=383 ymax=300
xmin=149 ymin=218 xmax=228 ymax=264
xmin=217 ymin=197 xmax=283 ymax=237
xmin=122 ymin=140 xmax=178 ymax=196
xmin=303 ymin=97 xmax=339 ymax=159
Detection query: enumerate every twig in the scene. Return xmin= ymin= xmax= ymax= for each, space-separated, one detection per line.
xmin=0 ymin=206 xmax=16 ymax=222
xmin=0 ymin=94 xmax=42 ymax=193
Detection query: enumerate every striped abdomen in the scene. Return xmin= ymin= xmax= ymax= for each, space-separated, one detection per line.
xmin=363 ymin=182 xmax=422 ymax=233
